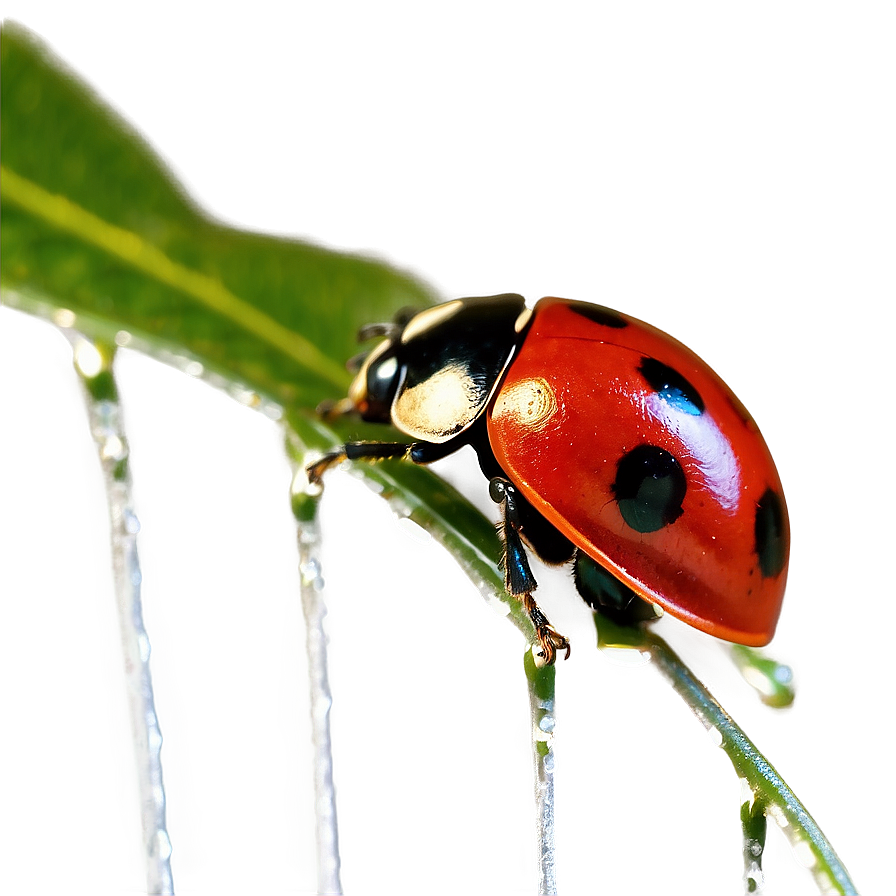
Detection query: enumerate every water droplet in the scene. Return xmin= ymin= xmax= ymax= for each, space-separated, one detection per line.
xmin=73 ymin=337 xmax=105 ymax=378
xmin=774 ymin=663 xmax=794 ymax=685
xmin=147 ymin=725 xmax=163 ymax=751
xmin=792 ymin=839 xmax=816 ymax=868
xmin=535 ymin=713 xmax=557 ymax=749
xmin=93 ymin=426 xmax=128 ymax=460
xmin=156 ymin=831 xmax=173 ymax=861
xmin=542 ymin=753 xmax=555 ymax=773
xmin=53 ymin=308 xmax=76 ymax=328
xmin=745 ymin=865 xmax=764 ymax=892
xmin=301 ymin=558 xmax=322 ymax=580
xmin=114 ymin=329 xmax=133 ymax=346
xmin=184 ymin=360 xmax=204 ymax=378
xmin=229 ymin=384 xmax=261 ymax=407
xmin=312 ymin=695 xmax=333 ymax=721
xmin=706 ymin=725 xmax=723 ymax=747
xmin=137 ymin=632 xmax=152 ymax=663
xmin=539 ymin=715 xmax=555 ymax=733
xmin=123 ymin=508 xmax=141 ymax=535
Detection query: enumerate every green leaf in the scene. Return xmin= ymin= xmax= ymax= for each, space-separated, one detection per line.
xmin=1 ymin=22 xmax=437 ymax=412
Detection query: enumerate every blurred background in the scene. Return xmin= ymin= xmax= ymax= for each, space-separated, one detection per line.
xmin=2 ymin=3 xmax=893 ymax=894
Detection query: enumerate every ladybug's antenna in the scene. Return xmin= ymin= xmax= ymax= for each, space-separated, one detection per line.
xmin=357 ymin=324 xmax=395 ymax=342
xmin=356 ymin=306 xmax=422 ymax=343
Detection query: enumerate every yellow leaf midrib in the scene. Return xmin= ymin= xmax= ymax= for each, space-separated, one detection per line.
xmin=0 ymin=165 xmax=350 ymax=390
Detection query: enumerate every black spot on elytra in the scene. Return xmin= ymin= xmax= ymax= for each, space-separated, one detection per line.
xmin=755 ymin=488 xmax=787 ymax=578
xmin=567 ymin=301 xmax=628 ymax=328
xmin=613 ymin=445 xmax=686 ymax=533
xmin=639 ymin=357 xmax=705 ymax=415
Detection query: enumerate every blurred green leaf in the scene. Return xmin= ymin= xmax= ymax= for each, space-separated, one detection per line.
xmin=1 ymin=22 xmax=437 ymax=411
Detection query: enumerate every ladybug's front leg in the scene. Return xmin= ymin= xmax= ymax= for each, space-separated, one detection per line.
xmin=489 ymin=478 xmax=571 ymax=664
xmin=306 ymin=440 xmax=459 ymax=485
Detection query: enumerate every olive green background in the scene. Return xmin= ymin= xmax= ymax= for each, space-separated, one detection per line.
xmin=3 ymin=5 xmax=892 ymax=895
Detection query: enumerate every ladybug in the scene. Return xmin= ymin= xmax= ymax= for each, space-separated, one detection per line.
xmin=308 ymin=295 xmax=789 ymax=663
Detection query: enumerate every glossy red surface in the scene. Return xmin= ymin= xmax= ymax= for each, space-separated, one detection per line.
xmin=487 ymin=297 xmax=788 ymax=645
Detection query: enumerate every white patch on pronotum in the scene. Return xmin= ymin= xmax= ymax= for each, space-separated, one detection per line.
xmin=400 ymin=300 xmax=463 ymax=344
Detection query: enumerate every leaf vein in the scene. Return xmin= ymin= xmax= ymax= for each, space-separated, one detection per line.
xmin=1 ymin=165 xmax=349 ymax=389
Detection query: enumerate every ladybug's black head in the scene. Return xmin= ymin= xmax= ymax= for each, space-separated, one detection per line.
xmin=345 ymin=305 xmax=418 ymax=423
xmin=348 ymin=295 xmax=529 ymax=442
xmin=348 ymin=336 xmax=403 ymax=423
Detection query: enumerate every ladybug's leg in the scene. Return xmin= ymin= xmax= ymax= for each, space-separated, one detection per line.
xmin=573 ymin=551 xmax=658 ymax=627
xmin=315 ymin=397 xmax=357 ymax=419
xmin=511 ymin=497 xmax=576 ymax=566
xmin=307 ymin=442 xmax=407 ymax=484
xmin=306 ymin=439 xmax=459 ymax=485
xmin=489 ymin=477 xmax=571 ymax=664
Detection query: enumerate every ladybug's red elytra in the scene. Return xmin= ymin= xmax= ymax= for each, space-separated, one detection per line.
xmin=308 ymin=295 xmax=789 ymax=662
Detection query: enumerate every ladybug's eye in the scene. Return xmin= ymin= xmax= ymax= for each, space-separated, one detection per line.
xmin=356 ymin=350 xmax=402 ymax=422
xmin=368 ymin=354 xmax=399 ymax=400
